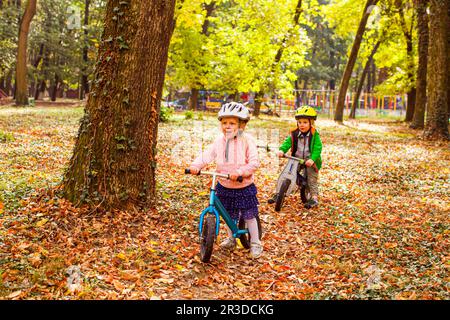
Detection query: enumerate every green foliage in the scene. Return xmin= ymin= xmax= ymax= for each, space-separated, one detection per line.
xmin=0 ymin=0 xmax=106 ymax=91
xmin=0 ymin=4 xmax=20 ymax=76
xmin=167 ymin=0 xmax=312 ymax=96
xmin=159 ymin=105 xmax=174 ymax=122
xmin=184 ymin=110 xmax=194 ymax=120
xmin=0 ymin=130 xmax=14 ymax=143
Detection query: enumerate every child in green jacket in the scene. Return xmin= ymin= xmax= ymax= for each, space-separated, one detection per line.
xmin=275 ymin=106 xmax=322 ymax=208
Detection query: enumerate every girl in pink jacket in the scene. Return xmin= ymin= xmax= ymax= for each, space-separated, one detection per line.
xmin=189 ymin=102 xmax=262 ymax=258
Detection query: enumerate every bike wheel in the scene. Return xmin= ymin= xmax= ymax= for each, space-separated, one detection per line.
xmin=238 ymin=215 xmax=262 ymax=249
xmin=275 ymin=179 xmax=291 ymax=212
xmin=200 ymin=214 xmax=216 ymax=263
xmin=300 ymin=186 xmax=308 ymax=203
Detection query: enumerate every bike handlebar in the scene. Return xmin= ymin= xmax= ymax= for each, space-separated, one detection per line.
xmin=282 ymin=154 xmax=305 ymax=163
xmin=185 ymin=169 xmax=243 ymax=183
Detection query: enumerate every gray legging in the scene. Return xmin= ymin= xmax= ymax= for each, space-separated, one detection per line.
xmin=306 ymin=166 xmax=319 ymax=198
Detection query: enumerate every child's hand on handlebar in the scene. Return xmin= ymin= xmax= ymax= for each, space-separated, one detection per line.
xmin=229 ymin=171 xmax=240 ymax=181
xmin=305 ymin=159 xmax=315 ymax=167
xmin=277 ymin=151 xmax=285 ymax=158
xmin=189 ymin=167 xmax=200 ymax=175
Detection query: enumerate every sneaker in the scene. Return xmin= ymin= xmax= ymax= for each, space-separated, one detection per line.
xmin=304 ymin=199 xmax=319 ymax=209
xmin=267 ymin=193 xmax=278 ymax=204
xmin=250 ymin=242 xmax=263 ymax=258
xmin=220 ymin=237 xmax=236 ymax=250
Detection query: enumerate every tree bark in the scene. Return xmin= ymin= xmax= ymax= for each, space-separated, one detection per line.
xmin=80 ymin=0 xmax=91 ymax=100
xmin=398 ymin=2 xmax=417 ymax=122
xmin=334 ymin=0 xmax=379 ymax=122
xmin=447 ymin=3 xmax=450 ymax=119
xmin=189 ymin=88 xmax=198 ymax=110
xmin=424 ymin=0 xmax=449 ymax=140
xmin=350 ymin=40 xmax=381 ymax=119
xmin=14 ymin=0 xmax=37 ymax=105
xmin=294 ymin=79 xmax=301 ymax=108
xmin=62 ymin=0 xmax=176 ymax=210
xmin=50 ymin=73 xmax=59 ymax=101
xmin=253 ymin=91 xmax=263 ymax=117
xmin=5 ymin=70 xmax=13 ymax=96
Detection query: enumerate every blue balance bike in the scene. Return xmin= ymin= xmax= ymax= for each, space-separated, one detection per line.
xmin=185 ymin=169 xmax=262 ymax=263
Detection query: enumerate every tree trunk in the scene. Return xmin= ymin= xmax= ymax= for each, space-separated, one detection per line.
xmin=329 ymin=46 xmax=336 ymax=91
xmin=0 ymin=77 xmax=4 ymax=92
xmin=5 ymin=70 xmax=13 ymax=96
xmin=370 ymin=59 xmax=376 ymax=92
xmin=301 ymin=78 xmax=309 ymax=104
xmin=294 ymin=79 xmax=301 ymax=108
xmin=350 ymin=40 xmax=381 ymax=119
xmin=14 ymin=0 xmax=37 ymax=105
xmin=201 ymin=1 xmax=215 ymax=36
xmin=398 ymin=3 xmax=417 ymax=122
xmin=447 ymin=3 xmax=450 ymax=120
xmin=329 ymin=79 xmax=336 ymax=91
xmin=35 ymin=79 xmax=45 ymax=100
xmin=189 ymin=88 xmax=198 ymax=110
xmin=50 ymin=73 xmax=59 ymax=101
xmin=334 ymin=0 xmax=379 ymax=122
xmin=80 ymin=0 xmax=91 ymax=100
xmin=62 ymin=0 xmax=176 ymax=210
xmin=424 ymin=0 xmax=449 ymax=140
xmin=253 ymin=91 xmax=263 ymax=117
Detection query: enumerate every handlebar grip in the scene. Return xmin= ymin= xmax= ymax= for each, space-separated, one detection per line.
xmin=185 ymin=169 xmax=191 ymax=174
xmin=237 ymin=176 xmax=243 ymax=183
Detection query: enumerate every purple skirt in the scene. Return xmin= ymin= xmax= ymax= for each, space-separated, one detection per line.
xmin=215 ymin=183 xmax=259 ymax=220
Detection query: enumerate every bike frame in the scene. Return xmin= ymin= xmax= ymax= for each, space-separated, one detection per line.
xmin=198 ymin=172 xmax=248 ymax=238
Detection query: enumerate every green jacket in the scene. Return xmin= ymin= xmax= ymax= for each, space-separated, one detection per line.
xmin=279 ymin=127 xmax=323 ymax=170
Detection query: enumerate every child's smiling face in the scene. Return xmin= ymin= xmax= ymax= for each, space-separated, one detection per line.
xmin=297 ymin=118 xmax=311 ymax=133
xmin=221 ymin=116 xmax=239 ymax=137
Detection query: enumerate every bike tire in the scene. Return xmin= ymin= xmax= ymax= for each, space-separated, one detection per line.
xmin=200 ymin=214 xmax=216 ymax=263
xmin=238 ymin=215 xmax=262 ymax=249
xmin=275 ymin=179 xmax=291 ymax=212
xmin=300 ymin=186 xmax=308 ymax=204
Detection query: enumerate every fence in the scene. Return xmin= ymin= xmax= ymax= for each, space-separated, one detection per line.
xmin=260 ymin=90 xmax=408 ymax=118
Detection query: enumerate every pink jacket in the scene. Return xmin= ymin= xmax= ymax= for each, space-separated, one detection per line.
xmin=190 ymin=132 xmax=260 ymax=189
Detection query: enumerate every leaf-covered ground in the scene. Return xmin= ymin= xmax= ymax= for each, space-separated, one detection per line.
xmin=0 ymin=105 xmax=448 ymax=300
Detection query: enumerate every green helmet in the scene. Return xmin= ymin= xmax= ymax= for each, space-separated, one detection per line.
xmin=295 ymin=106 xmax=317 ymax=120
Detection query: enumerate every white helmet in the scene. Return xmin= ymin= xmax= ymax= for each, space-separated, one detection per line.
xmin=218 ymin=102 xmax=250 ymax=122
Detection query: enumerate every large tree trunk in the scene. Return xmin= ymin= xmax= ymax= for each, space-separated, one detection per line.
xmin=35 ymin=46 xmax=49 ymax=100
xmin=334 ymin=0 xmax=379 ymax=122
xmin=423 ymin=0 xmax=449 ymax=140
xmin=189 ymin=88 xmax=198 ymax=110
xmin=14 ymin=0 xmax=37 ymax=105
xmin=62 ymin=0 xmax=176 ymax=210
xmin=294 ymin=79 xmax=301 ymax=109
xmin=253 ymin=91 xmax=263 ymax=117
xmin=447 ymin=3 xmax=450 ymax=119
xmin=80 ymin=0 xmax=91 ymax=100
xmin=50 ymin=73 xmax=59 ymax=102
xmin=5 ymin=70 xmax=13 ymax=96
xmin=398 ymin=2 xmax=417 ymax=122
xmin=350 ymin=40 xmax=381 ymax=119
